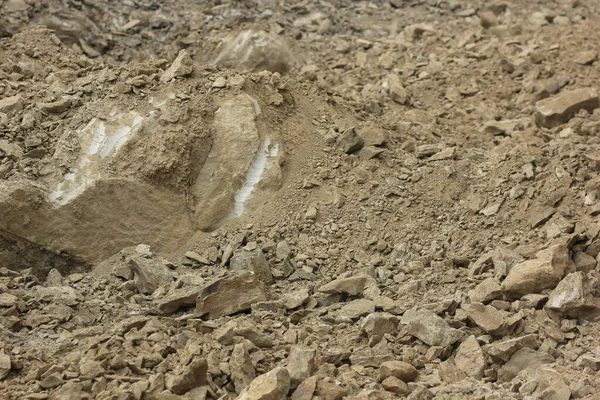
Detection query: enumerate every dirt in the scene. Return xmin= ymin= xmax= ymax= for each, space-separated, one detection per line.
xmin=1 ymin=0 xmax=600 ymax=399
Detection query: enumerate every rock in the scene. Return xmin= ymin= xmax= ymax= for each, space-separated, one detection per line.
xmin=167 ymin=357 xmax=208 ymax=395
xmin=230 ymin=248 xmax=274 ymax=285
xmin=161 ymin=50 xmax=193 ymax=82
xmin=438 ymin=360 xmax=467 ymax=384
xmin=49 ymin=381 xmax=87 ymax=400
xmin=336 ymin=127 xmax=364 ymax=154
xmin=315 ymin=379 xmax=348 ymax=400
xmin=236 ymin=366 xmax=290 ymax=400
xmin=532 ymin=368 xmax=571 ymax=400
xmin=576 ymin=354 xmax=600 ymax=370
xmin=318 ymin=275 xmax=368 ymax=296
xmin=573 ymin=252 xmax=596 ymax=273
xmin=501 ymin=244 xmax=570 ymax=298
xmin=360 ymin=312 xmax=397 ymax=339
xmin=156 ymin=287 xmax=201 ymax=314
xmin=535 ymin=88 xmax=599 ymax=128
xmin=545 ymin=272 xmax=600 ymax=318
xmin=406 ymin=385 xmax=434 ymax=400
xmin=483 ymin=334 xmax=539 ymax=362
xmin=528 ymin=205 xmax=556 ymax=228
xmin=195 ymin=272 xmax=269 ymax=319
xmin=130 ymin=256 xmax=174 ymax=295
xmin=497 ymin=347 xmax=554 ymax=383
xmin=415 ymin=144 xmax=443 ymax=159
xmin=479 ymin=11 xmax=498 ymax=28
xmin=0 ymin=349 xmax=10 ymax=380
xmin=40 ymin=372 xmax=64 ymax=389
xmin=37 ymin=99 xmax=71 ymax=113
xmin=386 ymin=74 xmax=408 ymax=105
xmin=573 ymin=51 xmax=597 ymax=65
xmin=454 ymin=336 xmax=485 ymax=380
xmin=0 ymin=293 xmax=17 ymax=308
xmin=214 ymin=30 xmax=292 ymax=74
xmin=358 ymin=125 xmax=387 ymax=147
xmin=401 ymin=308 xmax=463 ymax=347
xmin=231 ymin=344 xmax=256 ymax=393
xmin=468 ymin=278 xmax=502 ymax=303
xmin=291 ymin=376 xmax=317 ymax=400
xmin=464 ymin=302 xmax=505 ymax=334
xmin=0 ymin=95 xmax=24 ymax=115
xmin=287 ymin=346 xmax=316 ymax=389
xmin=45 ymin=268 xmax=63 ymax=286
xmin=378 ymin=360 xmax=418 ymax=382
xmin=338 ymin=299 xmax=375 ymax=319
xmin=281 ymin=288 xmax=310 ymax=309
xmin=185 ymin=251 xmax=211 ymax=265
xmin=0 ymin=140 xmax=23 ymax=160
xmin=79 ymin=360 xmax=105 ymax=379
xmin=381 ymin=376 xmax=409 ymax=395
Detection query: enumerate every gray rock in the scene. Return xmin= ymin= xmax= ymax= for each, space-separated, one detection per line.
xmin=535 ymin=88 xmax=599 ymax=128
xmin=484 ymin=334 xmax=539 ymax=362
xmin=317 ymin=275 xmax=368 ymax=296
xmin=236 ymin=366 xmax=290 ymax=400
xmin=497 ymin=347 xmax=553 ymax=383
xmin=231 ymin=344 xmax=256 ymax=393
xmin=130 ymin=256 xmax=174 ymax=295
xmin=167 ymin=357 xmax=208 ymax=395
xmin=401 ymin=308 xmax=462 ymax=347
xmin=287 ymin=346 xmax=316 ymax=389
xmin=161 ymin=50 xmax=193 ymax=82
xmin=546 ymin=272 xmax=600 ymax=318
xmin=455 ymin=335 xmax=485 ymax=380
xmin=195 ymin=272 xmax=269 ymax=319
xmin=338 ymin=299 xmax=375 ymax=319
xmin=230 ymin=247 xmax=274 ymax=285
xmin=336 ymin=127 xmax=364 ymax=154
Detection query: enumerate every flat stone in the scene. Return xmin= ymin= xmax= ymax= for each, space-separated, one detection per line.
xmin=318 ymin=276 xmax=367 ymax=296
xmin=0 ymin=349 xmax=10 ymax=380
xmin=501 ymin=244 xmax=570 ymax=298
xmin=360 ymin=312 xmax=398 ymax=339
xmin=483 ymin=334 xmax=539 ymax=362
xmin=0 ymin=95 xmax=24 ymax=115
xmin=79 ymin=360 xmax=105 ymax=380
xmin=156 ymin=287 xmax=201 ymax=314
xmin=195 ymin=272 xmax=269 ymax=319
xmin=236 ymin=366 xmax=290 ymax=400
xmin=378 ymin=360 xmax=418 ymax=382
xmin=291 ymin=376 xmax=317 ymax=400
xmin=545 ymin=272 xmax=600 ymax=318
xmin=455 ymin=336 xmax=485 ymax=380
xmin=281 ymin=288 xmax=310 ymax=309
xmin=535 ymin=88 xmax=599 ymax=128
xmin=497 ymin=347 xmax=553 ymax=383
xmin=401 ymin=308 xmax=463 ymax=347
xmin=336 ymin=127 xmax=364 ymax=154
xmin=315 ymin=379 xmax=348 ymax=400
xmin=0 ymin=293 xmax=17 ymax=307
xmin=161 ymin=50 xmax=193 ymax=82
xmin=438 ymin=360 xmax=467 ymax=384
xmin=464 ymin=302 xmax=505 ymax=334
xmin=287 ymin=346 xmax=316 ymax=389
xmin=37 ymin=99 xmax=71 ymax=113
xmin=533 ymin=368 xmax=571 ymax=400
xmin=574 ymin=51 xmax=597 ymax=65
xmin=338 ymin=299 xmax=375 ymax=319
xmin=468 ymin=278 xmax=502 ymax=304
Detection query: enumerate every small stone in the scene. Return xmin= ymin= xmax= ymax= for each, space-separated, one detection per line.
xmin=533 ymin=368 xmax=571 ymax=400
xmin=535 ymin=88 xmax=599 ymax=128
xmin=231 ymin=344 xmax=256 ymax=393
xmin=415 ymin=144 xmax=443 ymax=159
xmin=161 ymin=50 xmax=194 ymax=82
xmin=528 ymin=205 xmax=556 ymax=228
xmin=455 ymin=336 xmax=485 ymax=380
xmin=576 ymin=354 xmax=600 ymax=371
xmin=464 ymin=302 xmax=505 ymax=334
xmin=438 ymin=360 xmax=467 ymax=384
xmin=212 ymin=76 xmax=227 ymax=88
xmin=468 ymin=278 xmax=502 ymax=303
xmin=45 ymin=268 xmax=63 ymax=286
xmin=0 ymin=293 xmax=17 ymax=308
xmin=497 ymin=347 xmax=554 ymax=383
xmin=0 ymin=349 xmax=11 ymax=380
xmin=195 ymin=272 xmax=269 ymax=319
xmin=378 ymin=360 xmax=418 ymax=382
xmin=573 ymin=51 xmax=597 ymax=66
xmin=281 ymin=288 xmax=310 ymax=309
xmin=37 ymin=99 xmax=71 ymax=113
xmin=401 ymin=308 xmax=463 ymax=347
xmin=39 ymin=372 xmax=64 ymax=389
xmin=79 ymin=360 xmax=105 ymax=380
xmin=381 ymin=376 xmax=409 ymax=395
xmin=318 ymin=276 xmax=367 ymax=296
xmin=479 ymin=11 xmax=498 ymax=28
xmin=315 ymin=379 xmax=347 ymax=400
xmin=167 ymin=357 xmax=208 ymax=395
xmin=291 ymin=376 xmax=317 ymax=400
xmin=287 ymin=346 xmax=316 ymax=389
xmin=185 ymin=251 xmax=211 ymax=265
xmin=360 ymin=312 xmax=397 ymax=339
xmin=483 ymin=334 xmax=539 ymax=362
xmin=573 ymin=252 xmax=596 ymax=273
xmin=236 ymin=367 xmax=290 ymax=400
xmin=130 ymin=256 xmax=174 ymax=295
xmin=230 ymin=248 xmax=274 ymax=285
xmin=336 ymin=127 xmax=364 ymax=154
xmin=501 ymin=244 xmax=570 ymax=298
xmin=0 ymin=95 xmax=24 ymax=115
xmin=338 ymin=299 xmax=375 ymax=319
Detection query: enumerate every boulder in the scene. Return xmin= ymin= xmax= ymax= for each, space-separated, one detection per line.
xmin=338 ymin=299 xmax=376 ymax=319
xmin=378 ymin=360 xmax=418 ymax=382
xmin=195 ymin=272 xmax=269 ymax=319
xmin=0 ymin=95 xmax=24 ymax=115
xmin=545 ymin=272 xmax=600 ymax=318
xmin=360 ymin=312 xmax=398 ymax=339
xmin=336 ymin=127 xmax=364 ymax=154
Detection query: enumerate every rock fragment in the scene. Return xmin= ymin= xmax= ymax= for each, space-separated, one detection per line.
xmin=338 ymin=299 xmax=375 ymax=319
xmin=497 ymin=347 xmax=553 ymax=383
xmin=287 ymin=346 xmax=316 ymax=389
xmin=161 ymin=50 xmax=193 ymax=82
xmin=167 ymin=358 xmax=208 ymax=395
xmin=454 ymin=336 xmax=485 ymax=380
xmin=0 ymin=95 xmax=24 ymax=115
xmin=484 ymin=334 xmax=539 ymax=362
xmin=545 ymin=272 xmax=600 ymax=318
xmin=130 ymin=256 xmax=174 ymax=295
xmin=464 ymin=302 xmax=505 ymax=334
xmin=0 ymin=349 xmax=10 ymax=380
xmin=230 ymin=248 xmax=274 ymax=285
xmin=195 ymin=272 xmax=268 ymax=319
xmin=336 ymin=127 xmax=364 ymax=154
xmin=317 ymin=276 xmax=367 ymax=296
xmin=468 ymin=278 xmax=502 ymax=303
xmin=236 ymin=367 xmax=290 ymax=400
xmin=231 ymin=344 xmax=256 ymax=393
xmin=535 ymin=88 xmax=599 ymax=128
xmin=378 ymin=360 xmax=418 ymax=382
xmin=401 ymin=308 xmax=462 ymax=347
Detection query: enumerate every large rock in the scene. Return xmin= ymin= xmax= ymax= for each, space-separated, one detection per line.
xmin=501 ymin=244 xmax=571 ymax=298
xmin=287 ymin=346 xmax=316 ymax=389
xmin=336 ymin=127 xmax=364 ymax=154
xmin=155 ymin=287 xmax=201 ymax=314
xmin=317 ymin=276 xmax=368 ymax=296
xmin=497 ymin=347 xmax=553 ymax=383
xmin=378 ymin=360 xmax=418 ymax=382
xmin=231 ymin=344 xmax=256 ymax=393
xmin=454 ymin=336 xmax=485 ymax=380
xmin=230 ymin=248 xmax=274 ymax=285
xmin=161 ymin=50 xmax=193 ymax=82
xmin=468 ymin=278 xmax=502 ymax=303
xmin=360 ymin=312 xmax=398 ymax=339
xmin=535 ymin=88 xmax=599 ymax=128
xmin=338 ymin=299 xmax=376 ymax=319
xmin=532 ymin=368 xmax=571 ymax=400
xmin=545 ymin=272 xmax=600 ymax=318
xmin=483 ymin=334 xmax=539 ymax=362
xmin=464 ymin=302 xmax=505 ymax=334
xmin=214 ymin=30 xmax=292 ymax=74
xmin=195 ymin=272 xmax=269 ymax=319
xmin=401 ymin=308 xmax=462 ymax=347
xmin=130 ymin=256 xmax=174 ymax=295
xmin=236 ymin=367 xmax=290 ymax=400
xmin=166 ymin=357 xmax=208 ymax=395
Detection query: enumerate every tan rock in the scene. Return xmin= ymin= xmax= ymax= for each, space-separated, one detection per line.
xmin=130 ymin=256 xmax=174 ymax=295
xmin=0 ymin=95 xmax=24 ymax=115
xmin=291 ymin=376 xmax=317 ymax=400
xmin=535 ymin=88 xmax=599 ymax=128
xmin=381 ymin=376 xmax=409 ymax=395
xmin=455 ymin=336 xmax=485 ymax=380
xmin=231 ymin=344 xmax=256 ymax=393
xmin=468 ymin=278 xmax=502 ymax=304
xmin=230 ymin=247 xmax=274 ymax=285
xmin=378 ymin=360 xmax=418 ymax=382
xmin=0 ymin=349 xmax=10 ymax=380
xmin=336 ymin=127 xmax=364 ymax=154
xmin=236 ymin=366 xmax=290 ymax=400
xmin=484 ymin=334 xmax=539 ymax=362
xmin=161 ymin=50 xmax=193 ymax=82
xmin=497 ymin=347 xmax=553 ymax=383
xmin=464 ymin=302 xmax=505 ymax=334
xmin=167 ymin=357 xmax=208 ymax=395
xmin=287 ymin=346 xmax=316 ymax=389
xmin=401 ymin=308 xmax=462 ymax=347
xmin=318 ymin=275 xmax=368 ymax=296
xmin=545 ymin=272 xmax=600 ymax=318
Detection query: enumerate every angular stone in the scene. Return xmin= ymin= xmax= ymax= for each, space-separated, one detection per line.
xmin=317 ymin=276 xmax=367 ymax=296
xmin=156 ymin=287 xmax=202 ymax=314
xmin=576 ymin=354 xmax=600 ymax=371
xmin=130 ymin=256 xmax=174 ymax=295
xmin=161 ymin=50 xmax=193 ymax=82
xmin=464 ymin=302 xmax=505 ymax=334
xmin=38 ymin=99 xmax=71 ymax=113
xmin=195 ymin=272 xmax=269 ymax=319
xmin=236 ymin=366 xmax=290 ymax=400
xmin=336 ymin=127 xmax=364 ymax=154
xmin=574 ymin=51 xmax=597 ymax=66
xmin=468 ymin=278 xmax=502 ymax=304
xmin=79 ymin=360 xmax=105 ymax=379
xmin=214 ymin=30 xmax=291 ymax=74
xmin=167 ymin=357 xmax=208 ymax=395
xmin=546 ymin=272 xmax=600 ymax=318
xmin=338 ymin=299 xmax=375 ymax=319
xmin=378 ymin=360 xmax=418 ymax=382
xmin=48 ymin=381 xmax=87 ymax=400
xmin=291 ymin=376 xmax=317 ymax=400
xmin=573 ymin=251 xmax=596 ymax=273
xmin=0 ymin=349 xmax=10 ymax=380
xmin=281 ymin=288 xmax=310 ymax=309
xmin=381 ymin=376 xmax=409 ymax=395
xmin=387 ymin=74 xmax=408 ymax=105
xmin=528 ymin=205 xmax=556 ymax=228
xmin=315 ymin=379 xmax=347 ymax=400
xmin=497 ymin=347 xmax=553 ymax=383
xmin=401 ymin=308 xmax=462 ymax=347
xmin=287 ymin=346 xmax=316 ymax=389
xmin=535 ymin=88 xmax=599 ymax=128
xmin=231 ymin=344 xmax=256 ymax=393
xmin=455 ymin=336 xmax=485 ymax=380
xmin=0 ymin=293 xmax=17 ymax=308
xmin=360 ymin=312 xmax=397 ymax=339
xmin=501 ymin=244 xmax=570 ymax=298
xmin=484 ymin=334 xmax=539 ymax=362
xmin=40 ymin=372 xmax=64 ymax=389
xmin=438 ymin=360 xmax=467 ymax=384
xmin=533 ymin=368 xmax=571 ymax=400
xmin=230 ymin=248 xmax=274 ymax=285
xmin=0 ymin=95 xmax=24 ymax=115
